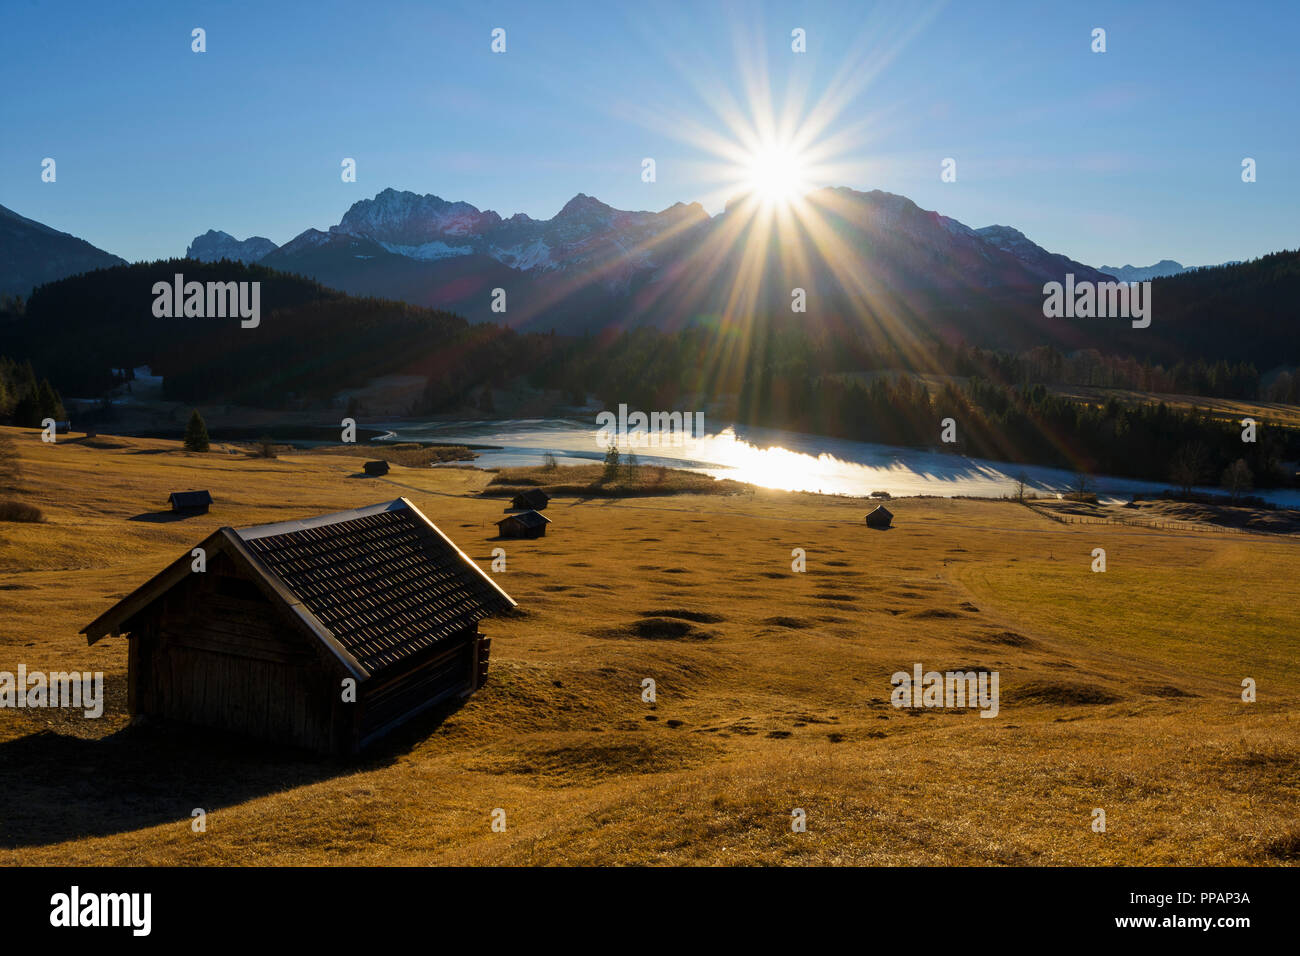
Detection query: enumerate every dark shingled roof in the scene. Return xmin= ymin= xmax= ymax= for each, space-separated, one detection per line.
xmin=510 ymin=489 xmax=549 ymax=509
xmin=236 ymin=499 xmax=514 ymax=676
xmin=865 ymin=504 xmax=893 ymax=527
xmin=82 ymin=498 xmax=515 ymax=682
xmin=169 ymin=490 xmax=212 ymax=509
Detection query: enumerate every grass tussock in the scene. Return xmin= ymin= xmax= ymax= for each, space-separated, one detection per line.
xmin=591 ymin=618 xmax=717 ymax=641
xmin=640 ymin=609 xmax=727 ymax=624
xmin=0 ymin=500 xmax=43 ymax=523
xmin=1006 ymin=681 xmax=1124 ymax=706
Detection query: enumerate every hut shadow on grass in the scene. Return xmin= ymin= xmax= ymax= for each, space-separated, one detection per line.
xmin=356 ymin=695 xmax=467 ymax=765
xmin=0 ymin=700 xmax=466 ymax=849
xmin=128 ymin=510 xmax=201 ymax=523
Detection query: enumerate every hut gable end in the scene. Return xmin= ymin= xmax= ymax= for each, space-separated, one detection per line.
xmin=865 ymin=505 xmax=894 ymax=529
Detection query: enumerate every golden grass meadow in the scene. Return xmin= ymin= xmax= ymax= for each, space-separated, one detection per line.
xmin=1 ymin=426 xmax=1297 ymax=866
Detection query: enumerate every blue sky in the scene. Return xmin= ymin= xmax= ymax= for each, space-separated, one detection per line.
xmin=1 ymin=0 xmax=1295 ymax=267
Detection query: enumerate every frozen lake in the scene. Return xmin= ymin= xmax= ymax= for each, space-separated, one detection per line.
xmin=376 ymin=417 xmax=1300 ymax=508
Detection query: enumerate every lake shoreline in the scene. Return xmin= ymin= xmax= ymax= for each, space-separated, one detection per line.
xmin=88 ymin=413 xmax=1300 ymax=510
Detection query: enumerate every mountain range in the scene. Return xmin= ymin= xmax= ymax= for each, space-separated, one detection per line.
xmin=1095 ymin=259 xmax=1241 ymax=283
xmin=186 ymin=229 xmax=278 ymax=264
xmin=0 ymin=189 xmax=1252 ymax=353
xmin=171 ymin=186 xmax=1128 ymax=340
xmin=192 ymin=188 xmax=1246 ymax=302
xmin=0 ymin=203 xmax=125 ymax=298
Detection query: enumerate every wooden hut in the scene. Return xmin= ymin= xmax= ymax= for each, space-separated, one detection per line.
xmin=865 ymin=504 xmax=893 ymax=529
xmin=363 ymin=459 xmax=389 ymax=476
xmin=497 ymin=510 xmax=550 ymax=539
xmin=82 ymin=498 xmax=515 ymax=756
xmin=510 ymin=488 xmax=550 ymax=511
xmin=168 ymin=490 xmax=212 ymax=514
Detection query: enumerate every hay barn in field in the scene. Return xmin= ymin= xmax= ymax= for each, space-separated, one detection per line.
xmin=168 ymin=490 xmax=212 ymax=514
xmin=865 ymin=505 xmax=893 ymax=529
xmin=497 ymin=510 xmax=550 ymax=539
xmin=509 ymin=489 xmax=549 ymax=511
xmin=363 ymin=460 xmax=389 ymax=476
xmin=82 ymin=497 xmax=515 ymax=755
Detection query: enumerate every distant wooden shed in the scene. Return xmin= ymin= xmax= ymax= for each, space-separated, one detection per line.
xmin=82 ymin=498 xmax=516 ymax=756
xmin=497 ymin=510 xmax=550 ymax=539
xmin=865 ymin=505 xmax=893 ymax=529
xmin=168 ymin=490 xmax=212 ymax=514
xmin=363 ymin=460 xmax=389 ymax=476
xmin=510 ymin=489 xmax=550 ymax=511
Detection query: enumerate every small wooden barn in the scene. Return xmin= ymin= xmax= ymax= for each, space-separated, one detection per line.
xmin=510 ymin=489 xmax=549 ymax=511
xmin=865 ymin=504 xmax=893 ymax=529
xmin=363 ymin=460 xmax=389 ymax=476
xmin=82 ymin=498 xmax=515 ymax=756
xmin=168 ymin=490 xmax=212 ymax=514
xmin=497 ymin=510 xmax=550 ymax=539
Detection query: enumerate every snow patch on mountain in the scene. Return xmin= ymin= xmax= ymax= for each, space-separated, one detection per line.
xmin=377 ymin=239 xmax=475 ymax=261
xmin=332 ymin=188 xmax=501 ymax=245
xmin=491 ymin=239 xmax=554 ymax=271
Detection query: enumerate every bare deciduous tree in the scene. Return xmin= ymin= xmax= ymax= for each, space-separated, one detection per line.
xmin=1071 ymin=471 xmax=1094 ymax=500
xmin=1013 ymin=471 xmax=1029 ymax=502
xmin=1169 ymin=442 xmax=1208 ymax=496
xmin=1221 ymin=458 xmax=1253 ymax=503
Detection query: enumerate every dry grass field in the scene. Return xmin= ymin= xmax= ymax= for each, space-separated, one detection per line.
xmin=0 ymin=426 xmax=1297 ymax=866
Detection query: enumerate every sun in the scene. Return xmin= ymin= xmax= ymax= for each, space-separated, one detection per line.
xmin=741 ymin=143 xmax=810 ymax=207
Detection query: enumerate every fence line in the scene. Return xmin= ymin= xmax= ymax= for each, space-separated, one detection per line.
xmin=1023 ymin=503 xmax=1252 ymax=534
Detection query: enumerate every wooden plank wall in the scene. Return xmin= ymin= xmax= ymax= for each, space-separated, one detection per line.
xmin=131 ymin=553 xmax=343 ymax=753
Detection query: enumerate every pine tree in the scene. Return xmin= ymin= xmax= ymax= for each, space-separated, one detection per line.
xmin=184 ymin=410 xmax=210 ymax=452
xmin=18 ymin=361 xmax=38 ymax=404
xmin=602 ymin=443 xmax=620 ymax=480
xmin=35 ymin=379 xmax=62 ymax=422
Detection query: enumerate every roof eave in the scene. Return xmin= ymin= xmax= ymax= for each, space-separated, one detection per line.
xmin=401 ymin=496 xmax=518 ymax=609
xmin=82 ymin=528 xmax=230 ymax=644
